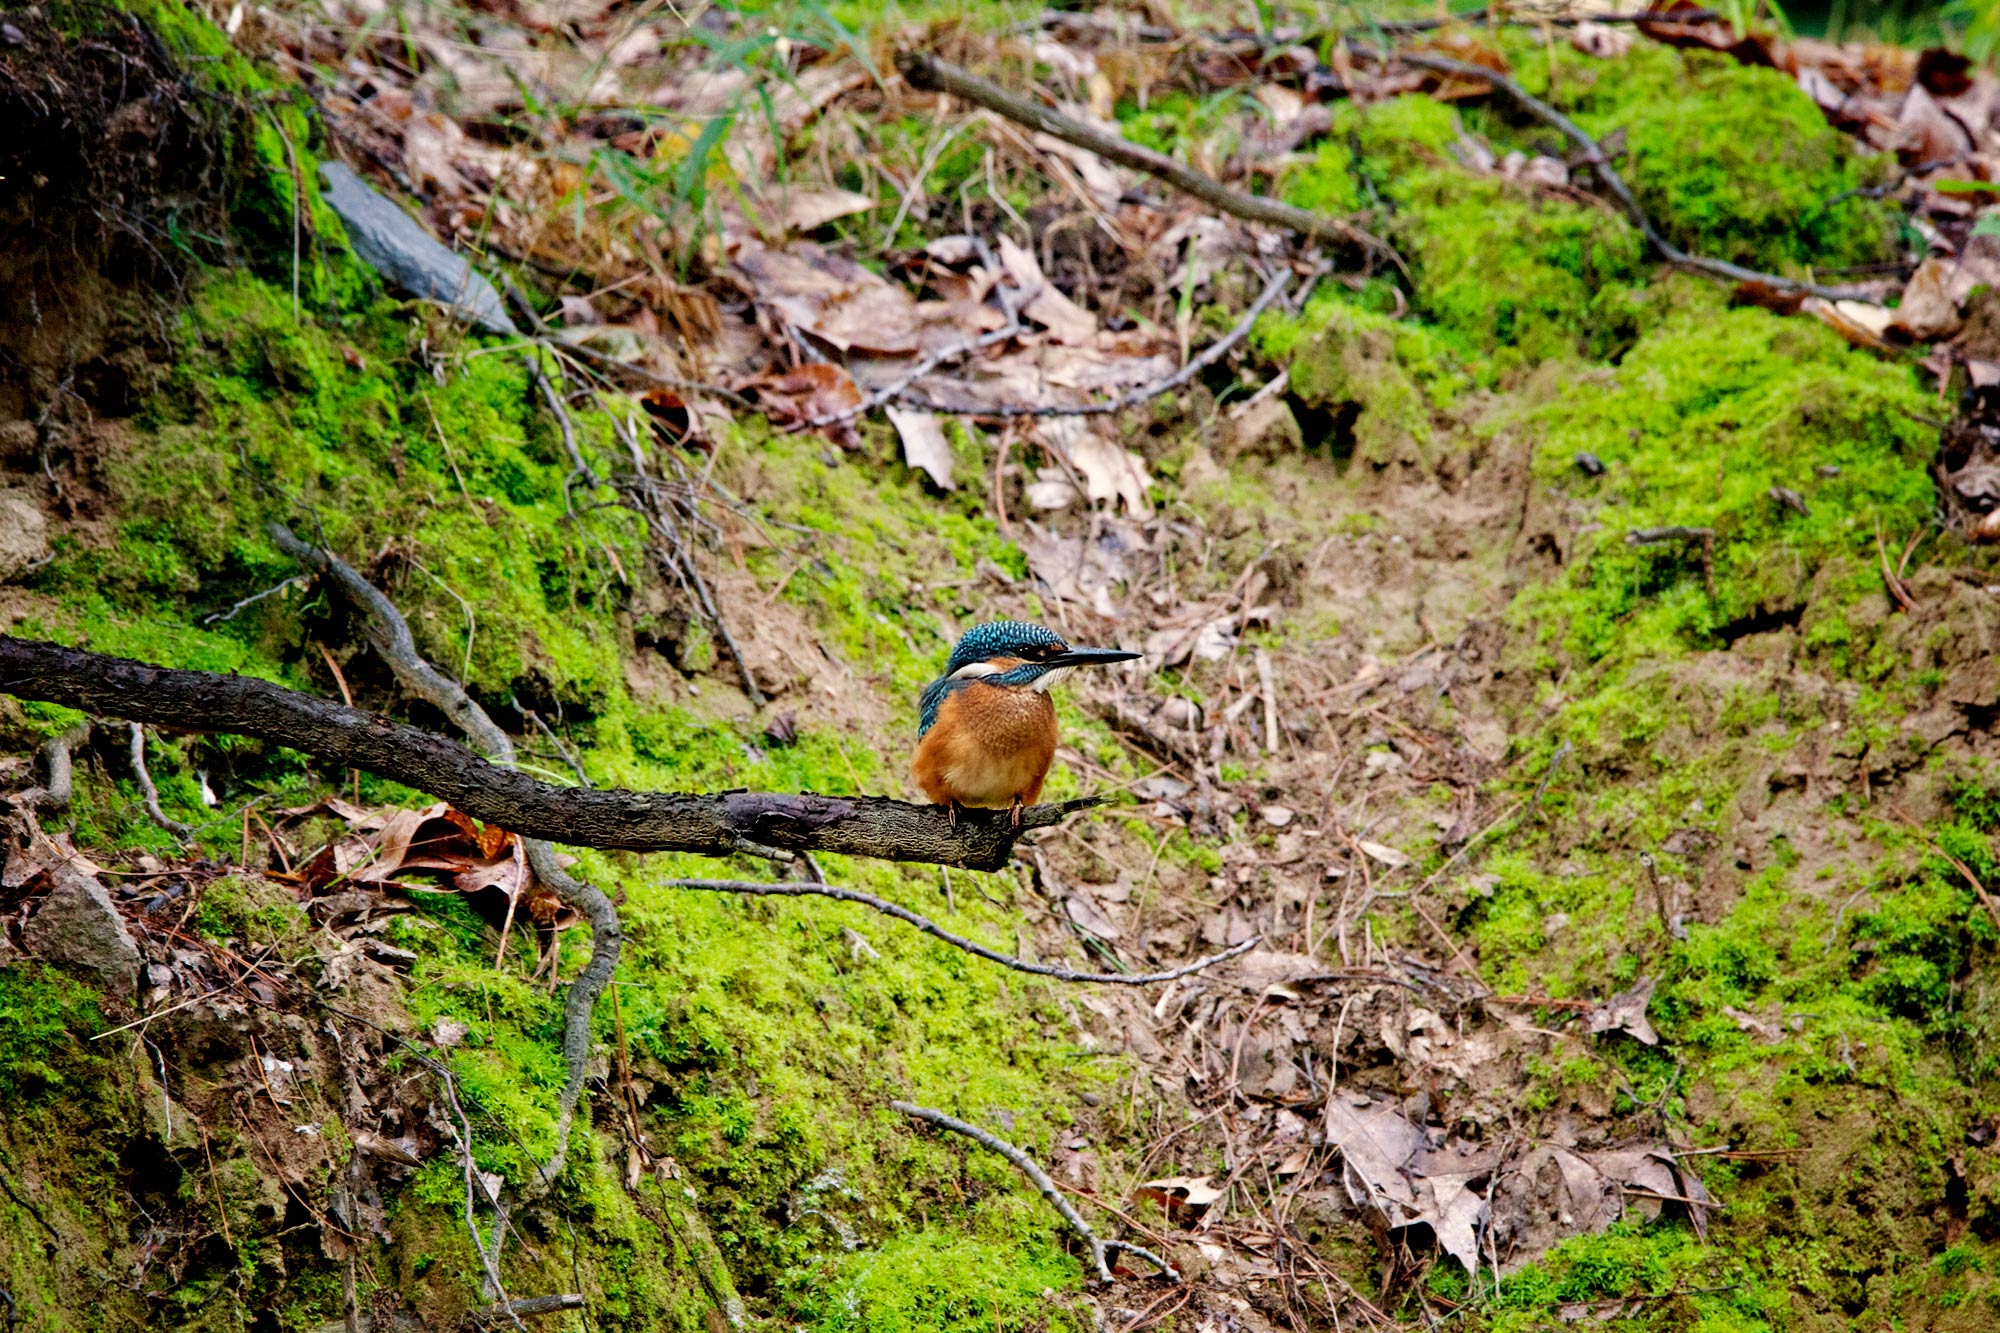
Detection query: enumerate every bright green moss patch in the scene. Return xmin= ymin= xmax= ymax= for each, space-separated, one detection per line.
xmin=1505 ymin=39 xmax=1899 ymax=275
xmin=1502 ymin=297 xmax=1934 ymax=666
xmin=794 ymin=1228 xmax=1085 ymax=1333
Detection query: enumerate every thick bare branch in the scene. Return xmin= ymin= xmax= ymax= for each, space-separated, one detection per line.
xmin=0 ymin=635 xmax=1075 ymax=872
xmin=267 ymin=522 xmax=614 ymax=1198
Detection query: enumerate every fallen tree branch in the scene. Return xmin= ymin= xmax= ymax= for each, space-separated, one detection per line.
xmin=1373 ymin=47 xmax=1870 ymax=301
xmin=897 ymin=52 xmax=1398 ymax=267
xmin=1362 ymin=6 xmax=1719 ymax=31
xmin=18 ymin=721 xmax=88 ymax=813
xmin=666 ymin=878 xmax=1261 ymax=984
xmin=267 ymin=523 xmax=618 ymax=1199
xmin=468 ymin=1294 xmax=585 ymax=1326
xmin=0 ymin=635 xmax=1082 ymax=870
xmin=892 ymin=1100 xmax=1179 ymax=1285
xmin=894 ymin=265 xmax=1299 ymax=418
xmin=129 ymin=724 xmax=193 ymax=838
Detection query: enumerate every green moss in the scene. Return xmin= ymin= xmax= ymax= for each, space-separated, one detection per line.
xmin=1500 ymin=298 xmax=1934 ymax=666
xmin=1506 ymin=39 xmax=1899 ymax=275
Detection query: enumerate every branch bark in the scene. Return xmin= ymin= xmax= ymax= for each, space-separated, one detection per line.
xmin=0 ymin=635 xmax=1075 ymax=871
xmin=896 ymin=52 xmax=1399 ymax=267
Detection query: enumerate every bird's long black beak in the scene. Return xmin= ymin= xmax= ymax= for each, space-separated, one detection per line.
xmin=1051 ymin=645 xmax=1144 ymax=669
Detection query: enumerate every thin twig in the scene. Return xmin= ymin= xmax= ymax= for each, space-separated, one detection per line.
xmin=665 ymin=878 xmax=1261 ymax=984
xmin=202 ymin=575 xmax=309 ymax=624
xmin=20 ymin=722 xmax=87 ymax=813
xmin=525 ymin=353 xmax=600 ymax=513
xmin=898 ymin=53 xmax=1398 ymax=266
xmin=129 ymin=724 xmax=193 ymax=837
xmin=434 ymin=1059 xmax=529 ymax=1333
xmin=799 ymin=318 xmax=1025 ymax=429
xmin=1371 ymin=47 xmax=1871 ymax=301
xmin=469 ymin=1294 xmax=586 ymax=1324
xmin=896 ymin=265 xmax=1298 ymax=418
xmin=892 ymin=1101 xmax=1178 ymax=1284
xmin=1344 ymin=6 xmax=1720 ymax=32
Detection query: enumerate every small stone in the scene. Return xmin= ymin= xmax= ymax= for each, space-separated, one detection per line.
xmin=1258 ymin=804 xmax=1295 ymax=828
xmin=0 ymin=489 xmax=50 ymax=582
xmin=1574 ymin=451 xmax=1606 ymax=476
xmin=23 ymin=867 xmax=143 ymax=994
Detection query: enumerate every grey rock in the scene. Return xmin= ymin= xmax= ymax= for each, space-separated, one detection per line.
xmin=318 ymin=162 xmax=518 ymax=336
xmin=23 ymin=864 xmax=142 ymax=994
xmin=0 ymin=488 xmax=50 ymax=581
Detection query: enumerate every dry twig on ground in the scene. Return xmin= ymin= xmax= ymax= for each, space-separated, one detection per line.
xmin=895 ymin=265 xmax=1299 ymax=418
xmin=892 ymin=1100 xmax=1179 ymax=1285
xmin=129 ymin=723 xmax=193 ymax=838
xmin=666 ymin=878 xmax=1261 ymax=984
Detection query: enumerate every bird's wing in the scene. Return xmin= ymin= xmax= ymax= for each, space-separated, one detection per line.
xmin=918 ymin=674 xmax=970 ymax=737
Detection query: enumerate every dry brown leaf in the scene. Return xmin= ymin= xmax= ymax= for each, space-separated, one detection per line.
xmin=1356 ymin=838 xmax=1411 ymax=868
xmin=997 ymin=235 xmax=1096 ymax=344
xmin=1586 ymin=976 xmax=1661 ymax=1045
xmin=1890 ymin=84 xmax=1974 ymax=165
xmin=1892 ymin=257 xmax=1963 ymax=339
xmin=885 ymin=406 xmax=955 ymax=490
xmin=733 ymin=241 xmax=923 ymax=355
xmin=1035 ymin=418 xmax=1153 ymax=517
xmin=1802 ymin=295 xmax=1897 ymax=351
xmin=739 ymin=363 xmax=864 ymax=444
xmin=779 ymin=188 xmax=879 ymax=234
xmin=1135 ymin=1174 xmax=1224 ymax=1223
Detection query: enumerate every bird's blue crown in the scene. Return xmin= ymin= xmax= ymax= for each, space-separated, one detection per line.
xmin=921 ymin=621 xmax=1068 ymax=736
xmin=944 ymin=620 xmax=1065 ymax=674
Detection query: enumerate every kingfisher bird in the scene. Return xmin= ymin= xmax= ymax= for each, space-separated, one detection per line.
xmin=913 ymin=620 xmax=1141 ymax=825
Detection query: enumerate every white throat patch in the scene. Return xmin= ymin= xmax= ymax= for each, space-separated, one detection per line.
xmin=1030 ymin=665 xmax=1073 ymax=692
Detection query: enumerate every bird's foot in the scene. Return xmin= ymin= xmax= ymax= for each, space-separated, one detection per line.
xmin=945 ymin=799 xmax=962 ymax=827
xmin=1008 ymin=795 xmax=1025 ymax=829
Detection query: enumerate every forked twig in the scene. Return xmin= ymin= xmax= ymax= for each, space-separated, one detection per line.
xmin=892 ymin=1100 xmax=1179 ymax=1284
xmin=131 ymin=723 xmax=194 ymax=837
xmin=665 ymin=878 xmax=1260 ymax=984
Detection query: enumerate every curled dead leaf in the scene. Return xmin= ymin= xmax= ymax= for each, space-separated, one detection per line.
xmin=1136 ymin=1174 xmax=1224 ymax=1223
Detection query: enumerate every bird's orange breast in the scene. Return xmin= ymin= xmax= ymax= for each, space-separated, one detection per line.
xmin=912 ymin=682 xmax=1059 ymax=808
